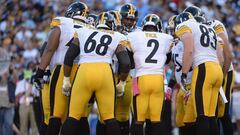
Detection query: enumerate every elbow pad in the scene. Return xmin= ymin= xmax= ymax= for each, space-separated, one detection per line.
xmin=116 ymin=51 xmax=131 ymax=73
xmin=64 ymin=43 xmax=80 ymax=66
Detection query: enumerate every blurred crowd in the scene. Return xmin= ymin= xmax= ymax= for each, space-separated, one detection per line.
xmin=0 ymin=0 xmax=240 ymax=135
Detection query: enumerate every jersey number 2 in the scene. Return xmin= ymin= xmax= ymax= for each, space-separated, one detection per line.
xmin=84 ymin=31 xmax=112 ymax=56
xmin=145 ymin=39 xmax=159 ymax=64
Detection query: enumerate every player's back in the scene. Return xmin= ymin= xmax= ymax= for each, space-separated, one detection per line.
xmin=49 ymin=17 xmax=90 ymax=69
xmin=76 ymin=27 xmax=126 ymax=64
xmin=127 ymin=31 xmax=173 ymax=77
xmin=176 ymin=19 xmax=218 ymax=67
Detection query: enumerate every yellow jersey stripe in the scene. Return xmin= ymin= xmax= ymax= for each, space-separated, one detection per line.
xmin=214 ymin=25 xmax=224 ymax=34
xmin=175 ymin=26 xmax=192 ymax=37
xmin=50 ymin=18 xmax=60 ymax=28
xmin=119 ymin=40 xmax=132 ymax=50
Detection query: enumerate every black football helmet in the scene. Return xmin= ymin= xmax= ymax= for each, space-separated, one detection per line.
xmin=87 ymin=13 xmax=98 ymax=26
xmin=109 ymin=10 xmax=123 ymax=32
xmin=119 ymin=3 xmax=138 ymax=32
xmin=142 ymin=14 xmax=162 ymax=32
xmin=65 ymin=2 xmax=88 ymax=22
xmin=166 ymin=15 xmax=177 ymax=35
xmin=194 ymin=16 xmax=206 ymax=24
xmin=96 ymin=12 xmax=115 ymax=30
xmin=175 ymin=12 xmax=194 ymax=26
xmin=183 ymin=6 xmax=204 ymax=17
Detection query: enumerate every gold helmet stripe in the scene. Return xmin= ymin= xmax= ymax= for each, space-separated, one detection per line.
xmin=130 ymin=4 xmax=134 ymax=16
xmin=101 ymin=12 xmax=105 ymax=24
xmin=83 ymin=3 xmax=87 ymax=16
xmin=115 ymin=12 xmax=121 ymax=25
xmin=149 ymin=14 xmax=153 ymax=22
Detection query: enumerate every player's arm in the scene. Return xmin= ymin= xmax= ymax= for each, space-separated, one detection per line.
xmin=176 ymin=26 xmax=194 ymax=89
xmin=115 ymin=44 xmax=131 ymax=81
xmin=38 ymin=27 xmax=61 ymax=71
xmin=177 ymin=30 xmax=193 ymax=75
xmin=62 ymin=37 xmax=80 ymax=96
xmin=216 ymin=38 xmax=224 ymax=67
xmin=216 ymin=25 xmax=232 ymax=77
xmin=63 ymin=37 xmax=80 ymax=77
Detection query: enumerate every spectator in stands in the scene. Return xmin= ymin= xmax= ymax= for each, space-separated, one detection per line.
xmin=0 ymin=69 xmax=17 ymax=135
xmin=15 ymin=68 xmax=38 ymax=135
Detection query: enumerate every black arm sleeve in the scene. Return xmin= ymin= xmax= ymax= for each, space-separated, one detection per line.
xmin=165 ymin=52 xmax=172 ymax=65
xmin=116 ymin=51 xmax=131 ymax=74
xmin=64 ymin=43 xmax=80 ymax=67
xmin=40 ymin=41 xmax=47 ymax=57
xmin=127 ymin=49 xmax=135 ymax=69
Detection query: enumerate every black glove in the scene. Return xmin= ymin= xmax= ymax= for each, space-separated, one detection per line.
xmin=43 ymin=69 xmax=51 ymax=84
xmin=181 ymin=73 xmax=187 ymax=91
xmin=32 ymin=68 xmax=45 ymax=90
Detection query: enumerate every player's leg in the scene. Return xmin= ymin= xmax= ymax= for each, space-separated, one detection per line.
xmin=183 ymin=87 xmax=197 ymax=135
xmin=39 ymin=83 xmax=50 ymax=135
xmin=115 ymin=76 xmax=132 ymax=135
xmin=132 ymin=76 xmax=149 ymax=135
xmin=149 ymin=75 xmax=165 ymax=135
xmin=96 ymin=64 xmax=120 ymax=135
xmin=192 ymin=63 xmax=210 ymax=135
xmin=46 ymin=65 xmax=62 ymax=135
xmin=218 ymin=70 xmax=234 ymax=135
xmin=207 ymin=62 xmax=223 ymax=135
xmin=60 ymin=64 xmax=94 ymax=135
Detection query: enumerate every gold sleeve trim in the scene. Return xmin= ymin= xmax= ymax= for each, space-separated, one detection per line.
xmin=119 ymin=40 xmax=132 ymax=50
xmin=175 ymin=26 xmax=192 ymax=38
xmin=50 ymin=18 xmax=60 ymax=28
xmin=214 ymin=24 xmax=224 ymax=34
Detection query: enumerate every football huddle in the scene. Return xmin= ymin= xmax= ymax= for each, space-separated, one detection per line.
xmin=32 ymin=1 xmax=234 ymax=135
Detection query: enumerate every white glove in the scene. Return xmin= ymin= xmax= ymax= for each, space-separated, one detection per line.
xmin=62 ymin=77 xmax=71 ymax=97
xmin=116 ymin=81 xmax=126 ymax=97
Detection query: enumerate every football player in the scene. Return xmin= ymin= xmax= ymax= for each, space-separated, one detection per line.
xmin=185 ymin=6 xmax=234 ymax=134
xmin=127 ymin=14 xmax=173 ymax=135
xmin=173 ymin=15 xmax=208 ymax=135
xmin=32 ymin=2 xmax=90 ymax=135
xmin=207 ymin=18 xmax=234 ymax=135
xmin=60 ymin=12 xmax=131 ymax=135
xmin=119 ymin=3 xmax=140 ymax=34
xmin=175 ymin=12 xmax=223 ymax=135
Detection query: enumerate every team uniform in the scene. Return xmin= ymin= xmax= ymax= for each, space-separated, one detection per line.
xmin=127 ymin=31 xmax=173 ymax=122
xmin=171 ymin=40 xmax=196 ymax=127
xmin=175 ymin=19 xmax=223 ymax=118
xmin=41 ymin=80 xmax=50 ymax=125
xmin=68 ymin=27 xmax=127 ymax=121
xmin=208 ymin=20 xmax=235 ymax=118
xmin=48 ymin=17 xmax=90 ymax=122
xmin=114 ymin=27 xmax=141 ymax=122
